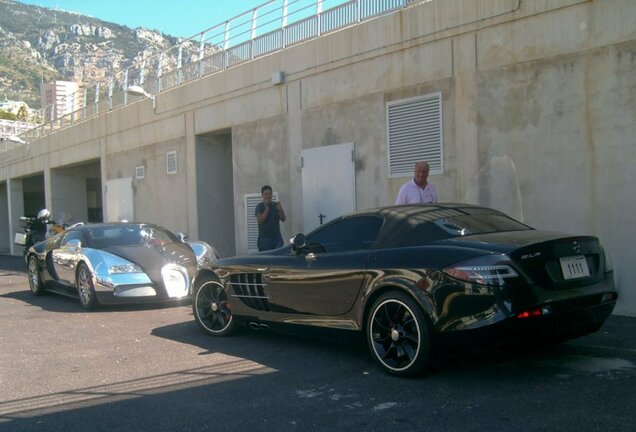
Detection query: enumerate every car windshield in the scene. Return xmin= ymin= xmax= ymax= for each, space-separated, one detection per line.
xmin=377 ymin=209 xmax=532 ymax=248
xmin=85 ymin=225 xmax=178 ymax=248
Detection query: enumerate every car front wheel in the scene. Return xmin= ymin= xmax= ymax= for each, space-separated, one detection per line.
xmin=193 ymin=275 xmax=234 ymax=336
xmin=367 ymin=291 xmax=432 ymax=377
xmin=76 ymin=263 xmax=99 ymax=310
xmin=27 ymin=255 xmax=46 ymax=296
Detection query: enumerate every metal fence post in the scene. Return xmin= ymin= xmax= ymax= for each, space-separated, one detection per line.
xmin=158 ymin=53 xmax=164 ymax=93
xmin=199 ymin=32 xmax=206 ymax=77
xmin=177 ymin=44 xmax=183 ymax=85
xmin=83 ymin=88 xmax=87 ymax=120
xmin=223 ymin=20 xmax=230 ymax=69
xmin=95 ymin=82 xmax=100 ymax=115
xmin=123 ymin=68 xmax=129 ymax=105
xmin=108 ymin=78 xmax=114 ymax=111
xmin=317 ymin=0 xmax=323 ymax=36
xmin=251 ymin=8 xmax=258 ymax=59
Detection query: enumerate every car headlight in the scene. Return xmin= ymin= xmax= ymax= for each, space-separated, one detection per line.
xmin=109 ymin=264 xmax=143 ymax=274
xmin=162 ymin=264 xmax=190 ymax=298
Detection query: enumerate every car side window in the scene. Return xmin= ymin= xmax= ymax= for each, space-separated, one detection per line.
xmin=306 ymin=216 xmax=383 ymax=253
xmin=60 ymin=230 xmax=84 ymax=247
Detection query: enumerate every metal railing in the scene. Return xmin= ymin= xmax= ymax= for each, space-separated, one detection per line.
xmin=15 ymin=0 xmax=422 ymax=146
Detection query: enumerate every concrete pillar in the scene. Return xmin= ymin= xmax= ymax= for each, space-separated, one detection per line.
xmin=287 ymin=80 xmax=304 ymax=235
xmin=0 ymin=181 xmax=9 ymax=254
xmin=453 ymin=34 xmax=480 ymax=204
xmin=185 ymin=111 xmax=198 ymax=240
xmin=43 ymin=157 xmax=52 ymax=214
xmin=100 ymin=137 xmax=109 ymax=222
xmin=8 ymin=178 xmax=24 ymax=256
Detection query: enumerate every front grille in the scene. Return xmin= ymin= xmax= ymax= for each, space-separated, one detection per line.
xmin=229 ymin=273 xmax=270 ymax=311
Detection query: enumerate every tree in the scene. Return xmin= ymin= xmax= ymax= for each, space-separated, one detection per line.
xmin=16 ymin=105 xmax=27 ymax=121
xmin=0 ymin=110 xmax=18 ymax=120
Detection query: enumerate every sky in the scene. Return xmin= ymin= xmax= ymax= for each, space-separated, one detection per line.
xmin=17 ymin=0 xmax=347 ymax=39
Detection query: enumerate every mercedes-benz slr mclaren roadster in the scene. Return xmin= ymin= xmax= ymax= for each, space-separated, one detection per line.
xmin=192 ymin=204 xmax=617 ymax=376
xmin=26 ymin=222 xmax=218 ymax=309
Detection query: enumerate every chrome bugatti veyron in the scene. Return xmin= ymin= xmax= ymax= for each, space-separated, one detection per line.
xmin=26 ymin=222 xmax=218 ymax=309
xmin=192 ymin=203 xmax=617 ymax=377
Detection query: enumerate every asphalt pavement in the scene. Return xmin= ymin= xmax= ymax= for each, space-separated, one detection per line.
xmin=1 ymin=254 xmax=635 ymax=431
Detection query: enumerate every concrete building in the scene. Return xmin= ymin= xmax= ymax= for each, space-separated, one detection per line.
xmin=40 ymin=81 xmax=81 ymax=122
xmin=0 ymin=0 xmax=634 ymax=315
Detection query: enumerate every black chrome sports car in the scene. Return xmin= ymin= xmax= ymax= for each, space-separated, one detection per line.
xmin=26 ymin=222 xmax=218 ymax=309
xmin=192 ymin=204 xmax=617 ymax=376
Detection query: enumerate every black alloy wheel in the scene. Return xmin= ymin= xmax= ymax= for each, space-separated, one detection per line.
xmin=367 ymin=291 xmax=431 ymax=377
xmin=76 ymin=263 xmax=99 ymax=310
xmin=193 ymin=275 xmax=234 ymax=336
xmin=27 ymin=255 xmax=46 ymax=296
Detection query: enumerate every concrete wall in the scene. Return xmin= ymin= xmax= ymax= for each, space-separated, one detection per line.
xmin=0 ymin=0 xmax=634 ymax=314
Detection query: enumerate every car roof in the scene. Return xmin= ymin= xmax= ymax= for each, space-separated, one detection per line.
xmin=72 ymin=222 xmax=159 ymax=232
xmin=343 ymin=203 xmax=505 ymax=221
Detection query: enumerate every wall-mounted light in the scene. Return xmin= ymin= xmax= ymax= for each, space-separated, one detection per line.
xmin=127 ymin=85 xmax=156 ymax=111
xmin=272 ymin=71 xmax=285 ymax=85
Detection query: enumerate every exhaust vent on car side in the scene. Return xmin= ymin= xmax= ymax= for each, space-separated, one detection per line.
xmin=229 ymin=273 xmax=271 ymax=311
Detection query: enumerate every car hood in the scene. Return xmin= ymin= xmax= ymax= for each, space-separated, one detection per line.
xmin=102 ymin=242 xmax=197 ymax=277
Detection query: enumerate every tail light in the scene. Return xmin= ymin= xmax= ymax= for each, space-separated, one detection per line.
xmin=442 ymin=254 xmax=521 ymax=287
xmin=517 ymin=306 xmax=552 ymax=319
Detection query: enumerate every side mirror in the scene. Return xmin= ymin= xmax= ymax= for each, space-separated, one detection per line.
xmin=177 ymin=232 xmax=188 ymax=242
xmin=66 ymin=238 xmax=82 ymax=250
xmin=291 ymin=233 xmax=306 ymax=252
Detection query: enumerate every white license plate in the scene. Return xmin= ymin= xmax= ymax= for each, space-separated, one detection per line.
xmin=560 ymin=255 xmax=590 ymax=280
xmin=14 ymin=232 xmax=26 ymax=246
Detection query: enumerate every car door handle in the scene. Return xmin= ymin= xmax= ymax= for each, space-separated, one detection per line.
xmin=305 ymin=253 xmax=318 ymax=262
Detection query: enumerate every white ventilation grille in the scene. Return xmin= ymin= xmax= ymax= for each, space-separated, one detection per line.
xmin=387 ymin=93 xmax=443 ymax=177
xmin=166 ymin=151 xmax=177 ymax=175
xmin=135 ymin=165 xmax=145 ymax=179
xmin=245 ymin=191 xmax=278 ymax=253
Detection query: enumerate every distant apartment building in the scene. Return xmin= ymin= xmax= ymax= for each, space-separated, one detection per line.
xmin=40 ymin=81 xmax=81 ymax=121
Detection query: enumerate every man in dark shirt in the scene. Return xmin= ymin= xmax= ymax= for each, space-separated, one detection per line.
xmin=255 ymin=185 xmax=286 ymax=251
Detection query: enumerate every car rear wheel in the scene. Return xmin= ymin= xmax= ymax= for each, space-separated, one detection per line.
xmin=193 ymin=275 xmax=234 ymax=336
xmin=76 ymin=263 xmax=99 ymax=310
xmin=27 ymin=255 xmax=46 ymax=296
xmin=367 ymin=291 xmax=432 ymax=377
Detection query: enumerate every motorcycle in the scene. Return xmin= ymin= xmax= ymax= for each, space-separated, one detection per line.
xmin=14 ymin=209 xmax=65 ymax=259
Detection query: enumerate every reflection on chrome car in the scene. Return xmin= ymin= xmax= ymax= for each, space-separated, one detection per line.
xmin=26 ymin=222 xmax=219 ymax=309
xmin=192 ymin=204 xmax=617 ymax=377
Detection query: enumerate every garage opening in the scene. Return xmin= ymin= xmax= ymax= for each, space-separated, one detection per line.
xmin=51 ymin=160 xmax=102 ymax=225
xmin=196 ymin=131 xmax=236 ymax=257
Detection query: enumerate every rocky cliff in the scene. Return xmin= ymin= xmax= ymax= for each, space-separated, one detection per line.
xmin=0 ymin=0 xmax=187 ymax=109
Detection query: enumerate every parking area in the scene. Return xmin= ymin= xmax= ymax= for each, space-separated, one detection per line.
xmin=1 ymin=254 xmax=635 ymax=431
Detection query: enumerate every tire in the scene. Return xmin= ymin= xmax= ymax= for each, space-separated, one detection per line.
xmin=76 ymin=263 xmax=99 ymax=310
xmin=193 ymin=274 xmax=235 ymax=336
xmin=27 ymin=255 xmax=46 ymax=296
xmin=367 ymin=291 xmax=432 ymax=377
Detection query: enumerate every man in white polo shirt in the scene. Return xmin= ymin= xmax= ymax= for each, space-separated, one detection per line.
xmin=395 ymin=161 xmax=438 ymax=204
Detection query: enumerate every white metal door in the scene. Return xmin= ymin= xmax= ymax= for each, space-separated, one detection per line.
xmin=104 ymin=177 xmax=133 ymax=222
xmin=301 ymin=143 xmax=355 ymax=233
